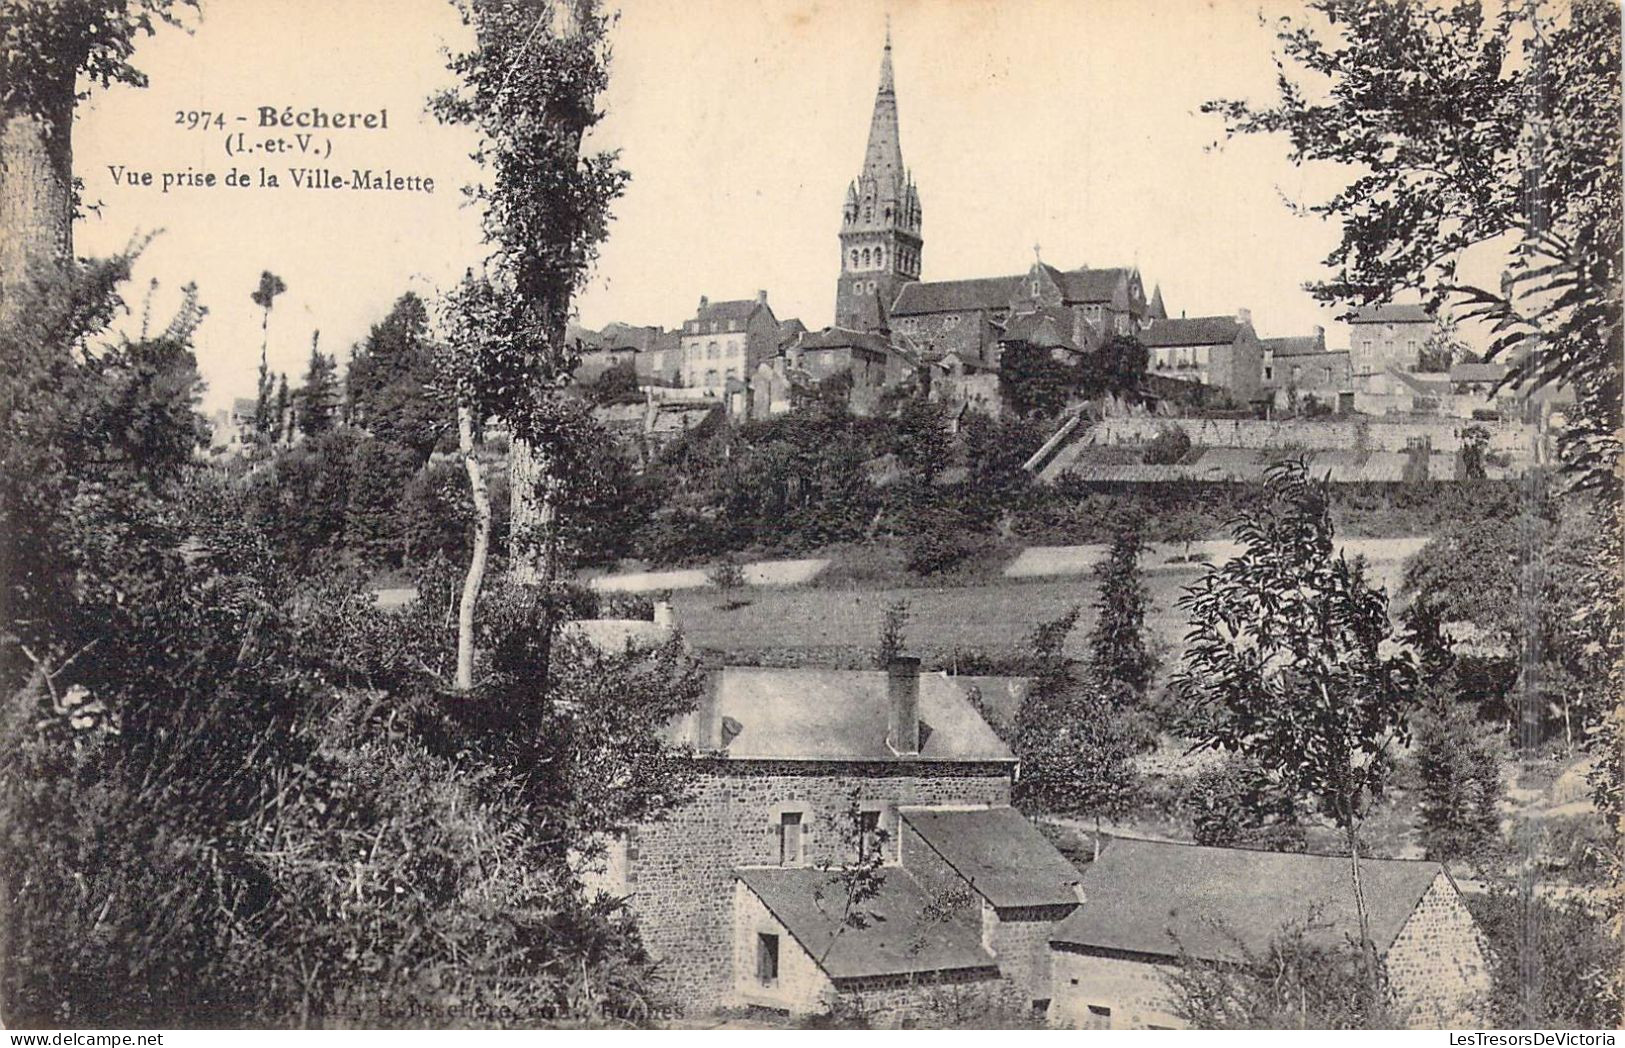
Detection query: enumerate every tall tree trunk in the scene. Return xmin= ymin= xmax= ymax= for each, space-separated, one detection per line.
xmin=508 ymin=436 xmax=559 ymax=587
xmin=1345 ymin=810 xmax=1382 ymax=1014
xmin=456 ymin=404 xmax=491 ymax=691
xmin=0 ymin=79 xmax=76 ymax=332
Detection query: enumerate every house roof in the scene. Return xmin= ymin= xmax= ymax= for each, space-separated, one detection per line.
xmin=797 ymin=326 xmax=893 ymax=355
xmin=1054 ymin=266 xmax=1132 ymax=304
xmin=900 ymin=806 xmax=1082 ymax=908
xmin=1261 ymin=335 xmax=1325 ymax=357
xmin=1143 ymin=316 xmax=1245 ymax=347
xmin=692 ymin=298 xmax=772 ymax=328
xmin=664 ymin=666 xmax=1016 ymax=763
xmin=1346 ymin=303 xmax=1432 ymax=325
xmin=777 ymin=318 xmax=808 ymax=346
xmin=1387 ymin=367 xmax=1453 ymax=396
xmin=947 ymin=674 xmax=1030 ymax=736
xmin=735 ymin=866 xmax=997 ymax=980
xmin=1051 ymin=837 xmax=1446 ymax=963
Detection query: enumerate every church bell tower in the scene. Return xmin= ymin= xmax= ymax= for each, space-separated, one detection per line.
xmin=834 ymin=25 xmax=922 ymax=333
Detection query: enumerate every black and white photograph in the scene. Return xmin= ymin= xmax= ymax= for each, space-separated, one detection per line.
xmin=0 ymin=0 xmax=1620 ymax=1034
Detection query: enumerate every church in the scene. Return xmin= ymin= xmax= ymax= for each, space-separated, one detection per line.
xmin=775 ymin=28 xmax=1170 ymax=417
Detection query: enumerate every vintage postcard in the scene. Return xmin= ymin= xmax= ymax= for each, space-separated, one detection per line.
xmin=1 ymin=0 xmax=1619 ymax=1035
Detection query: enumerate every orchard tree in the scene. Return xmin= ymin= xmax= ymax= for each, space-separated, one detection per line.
xmin=1175 ymin=459 xmax=1420 ymax=1003
xmin=1011 ymin=606 xmax=1140 ymax=853
xmin=431 ymin=0 xmax=629 ymax=587
xmin=1205 ymin=0 xmax=1621 ymax=489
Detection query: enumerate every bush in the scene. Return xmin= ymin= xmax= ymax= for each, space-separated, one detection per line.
xmin=1142 ymin=424 xmax=1193 ymax=465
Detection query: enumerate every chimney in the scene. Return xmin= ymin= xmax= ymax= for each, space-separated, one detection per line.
xmin=698 ymin=294 xmax=709 ymax=312
xmin=1313 ymin=324 xmax=1325 ymax=348
xmin=1236 ymin=307 xmax=1252 ymax=326
xmin=886 ymin=656 xmax=921 ymax=756
xmin=756 ymin=289 xmax=768 ymax=304
xmin=652 ymin=600 xmax=675 ymax=629
xmin=693 ymin=654 xmax=725 ymax=751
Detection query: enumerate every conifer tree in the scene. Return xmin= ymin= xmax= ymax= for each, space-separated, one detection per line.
xmin=1088 ymin=516 xmax=1156 ymax=700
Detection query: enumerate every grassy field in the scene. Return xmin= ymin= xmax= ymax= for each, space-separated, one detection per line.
xmin=668 ymin=539 xmax=1420 ymax=668
xmin=671 ymin=565 xmax=1205 ymax=667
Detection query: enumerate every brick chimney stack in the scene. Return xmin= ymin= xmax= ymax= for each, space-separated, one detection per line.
xmin=698 ymin=294 xmax=709 ymax=311
xmin=886 ymin=656 xmax=921 ymax=755
xmin=756 ymin=289 xmax=768 ymax=304
xmin=1236 ymin=307 xmax=1252 ymax=326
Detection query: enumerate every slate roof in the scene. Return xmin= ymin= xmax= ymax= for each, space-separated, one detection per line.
xmin=777 ymin=318 xmax=808 ymax=346
xmin=797 ymin=326 xmax=893 ymax=355
xmin=694 ymin=299 xmax=768 ymax=326
xmin=892 ymin=266 xmax=1132 ymax=317
xmin=1346 ymin=303 xmax=1432 ymax=324
xmin=948 ymin=674 xmax=1030 ymax=736
xmin=1261 ymin=335 xmax=1325 ymax=357
xmin=736 ymin=866 xmax=997 ymax=980
xmin=1143 ymin=316 xmax=1245 ymax=348
xmin=1051 ymin=838 xmax=1446 ymax=962
xmin=892 ymin=275 xmax=1018 ymax=315
xmin=999 ymin=307 xmax=1080 ymax=351
xmin=664 ymin=666 xmax=1015 ymax=763
xmin=900 ymin=806 xmax=1082 ymax=908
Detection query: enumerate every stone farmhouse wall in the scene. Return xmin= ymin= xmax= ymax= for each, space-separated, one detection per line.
xmin=594 ymin=760 xmax=1014 ymax=1013
xmin=1384 ymin=873 xmax=1493 ymax=1027
xmin=731 ymin=878 xmax=834 ymax=1015
xmin=1088 ymin=415 xmax=1531 ymax=458
xmin=1049 ymin=947 xmax=1183 ymax=1030
xmin=987 ymin=905 xmax=1074 ymax=1012
xmin=832 ymin=969 xmax=1023 ymax=1028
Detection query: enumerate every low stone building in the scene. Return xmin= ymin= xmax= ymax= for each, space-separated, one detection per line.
xmin=1142 ymin=312 xmax=1266 ymax=406
xmin=581 ymin=658 xmax=1084 ymax=1022
xmin=1048 ymin=838 xmax=1492 ymax=1029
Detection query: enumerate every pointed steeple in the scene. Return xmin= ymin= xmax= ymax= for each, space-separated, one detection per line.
xmin=862 ymin=23 xmax=904 ymax=193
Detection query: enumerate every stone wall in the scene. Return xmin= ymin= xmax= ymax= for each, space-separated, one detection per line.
xmin=1384 ymin=873 xmax=1493 ymax=1027
xmin=1088 ymin=415 xmax=1532 ymax=458
xmin=618 ymin=760 xmax=1014 ymax=1013
xmin=1049 ymin=947 xmax=1183 ymax=1029
xmin=987 ymin=905 xmax=1075 ymax=1009
xmin=832 ymin=969 xmax=1023 ymax=1028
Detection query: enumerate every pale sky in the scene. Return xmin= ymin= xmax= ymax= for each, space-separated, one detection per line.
xmin=76 ymin=0 xmax=1380 ymax=413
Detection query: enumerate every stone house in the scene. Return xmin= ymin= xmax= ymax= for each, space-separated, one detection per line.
xmin=1048 ymin=838 xmax=1492 ymax=1030
xmin=678 ymin=291 xmax=781 ymax=407
xmin=1347 ymin=302 xmax=1433 ymax=383
xmin=1261 ymin=328 xmax=1354 ymax=414
xmin=1141 ymin=312 xmax=1266 ymax=405
xmin=582 ymin=658 xmax=1084 ymax=1023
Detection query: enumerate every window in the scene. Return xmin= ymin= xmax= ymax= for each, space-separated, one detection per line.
xmin=1031 ymin=279 xmax=1040 ymax=296
xmin=1264 ymin=365 xmax=1274 ymax=381
xmin=756 ymin=933 xmax=779 ymax=985
xmin=850 ymin=249 xmax=859 ymax=269
xmin=862 ymin=248 xmax=871 ymax=268
xmin=778 ymin=812 xmax=803 ymax=866
xmin=1086 ymin=1004 xmax=1112 ymax=1031
xmin=708 ymin=341 xmax=718 ymax=359
xmin=705 ymin=368 xmax=718 ymax=386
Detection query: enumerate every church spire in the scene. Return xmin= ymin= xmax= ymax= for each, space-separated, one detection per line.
xmin=862 ymin=23 xmax=903 ymax=192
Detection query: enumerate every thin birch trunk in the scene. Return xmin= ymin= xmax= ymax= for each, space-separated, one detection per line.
xmin=456 ymin=404 xmax=491 ymax=691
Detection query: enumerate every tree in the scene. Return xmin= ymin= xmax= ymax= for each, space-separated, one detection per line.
xmin=346 ymin=291 xmax=447 ymax=463
xmin=1204 ymin=0 xmax=1621 ymax=490
xmin=581 ymin=359 xmax=641 ymax=405
xmin=1088 ymin=517 xmax=1156 ymax=698
xmin=1011 ymin=607 xmax=1140 ymax=849
xmin=874 ymin=598 xmax=910 ymax=668
xmin=0 ymin=1 xmax=196 ymax=328
xmin=1166 ymin=913 xmax=1395 ymax=1029
xmin=1175 ymin=459 xmax=1420 ymax=1004
xmin=891 ymin=394 xmax=950 ymax=482
xmin=250 ymin=270 xmax=287 ymax=441
xmin=998 ymin=343 xmax=1078 ymax=418
xmin=431 ymin=0 xmax=630 ymax=587
xmin=812 ymin=792 xmax=890 ymax=966
xmin=1403 ymin=599 xmax=1504 ymax=863
xmin=295 ymin=331 xmax=339 ymax=438
xmin=1142 ymin=423 xmax=1192 ymax=465
xmin=1184 ymin=756 xmax=1306 ymax=853
xmin=1086 ymin=333 xmax=1149 ymax=399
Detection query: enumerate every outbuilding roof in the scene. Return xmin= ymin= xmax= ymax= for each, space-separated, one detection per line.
xmin=900 ymin=806 xmax=1082 ymax=909
xmin=1051 ymin=837 xmax=1446 ymax=962
xmin=664 ymin=666 xmax=1016 ymax=763
xmin=736 ymin=865 xmax=997 ymax=980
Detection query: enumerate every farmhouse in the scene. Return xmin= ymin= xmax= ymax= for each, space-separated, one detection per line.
xmin=1048 ymin=838 xmax=1492 ymax=1029
xmin=581 ymin=657 xmax=1086 ymax=1022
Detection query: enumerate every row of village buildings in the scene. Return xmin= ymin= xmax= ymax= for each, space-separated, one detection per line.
xmin=571 ymin=276 xmax=1520 ymax=434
